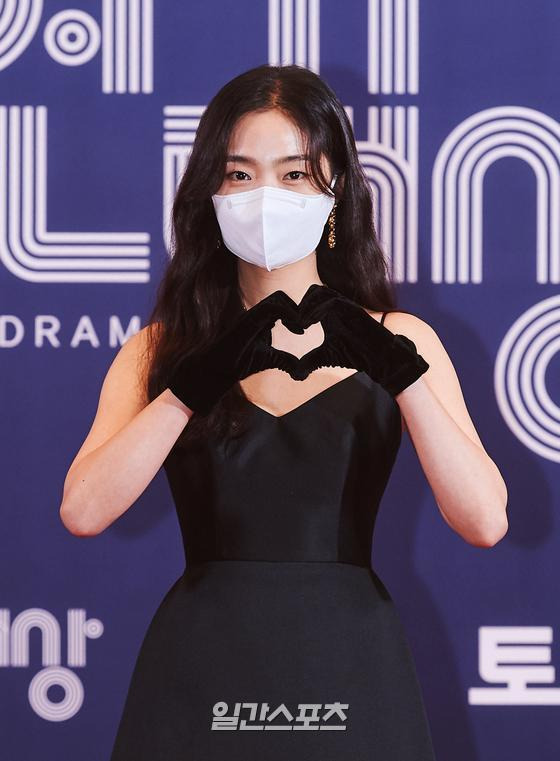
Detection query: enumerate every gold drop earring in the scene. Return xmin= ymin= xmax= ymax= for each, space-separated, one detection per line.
xmin=327 ymin=203 xmax=337 ymax=248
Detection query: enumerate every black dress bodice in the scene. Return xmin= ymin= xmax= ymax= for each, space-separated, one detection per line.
xmin=163 ymin=371 xmax=402 ymax=568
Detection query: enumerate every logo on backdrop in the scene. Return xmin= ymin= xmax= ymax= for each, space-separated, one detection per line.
xmin=0 ymin=607 xmax=104 ymax=721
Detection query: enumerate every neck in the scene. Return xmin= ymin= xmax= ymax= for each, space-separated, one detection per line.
xmin=236 ymin=254 xmax=324 ymax=309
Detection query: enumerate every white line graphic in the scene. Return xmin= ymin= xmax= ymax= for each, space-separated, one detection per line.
xmin=0 ymin=106 xmax=150 ymax=282
xmin=355 ymin=105 xmax=419 ymax=282
xmin=433 ymin=106 xmax=560 ymax=284
xmin=43 ymin=9 xmax=101 ymax=66
xmin=102 ymin=0 xmax=153 ymax=93
xmin=268 ymin=0 xmax=320 ymax=72
xmin=495 ymin=296 xmax=560 ymax=463
xmin=162 ymin=105 xmax=206 ymax=253
xmin=368 ymin=0 xmax=419 ymax=95
xmin=0 ymin=0 xmax=43 ymax=72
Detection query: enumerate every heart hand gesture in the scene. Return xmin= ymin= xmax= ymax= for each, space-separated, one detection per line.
xmin=168 ymin=284 xmax=429 ymax=414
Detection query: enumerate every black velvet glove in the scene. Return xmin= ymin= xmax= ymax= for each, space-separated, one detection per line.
xmin=293 ymin=284 xmax=430 ymax=397
xmin=167 ymin=290 xmax=303 ymax=414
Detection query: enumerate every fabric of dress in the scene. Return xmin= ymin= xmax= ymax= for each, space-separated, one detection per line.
xmin=109 ymin=314 xmax=437 ymax=761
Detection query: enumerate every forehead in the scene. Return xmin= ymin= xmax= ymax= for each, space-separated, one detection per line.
xmin=227 ymin=110 xmax=306 ymax=158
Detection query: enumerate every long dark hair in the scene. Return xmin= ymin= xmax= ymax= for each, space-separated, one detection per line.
xmin=141 ymin=63 xmax=397 ymax=447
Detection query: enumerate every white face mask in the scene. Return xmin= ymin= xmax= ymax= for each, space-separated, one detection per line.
xmin=211 ymin=174 xmax=337 ymax=271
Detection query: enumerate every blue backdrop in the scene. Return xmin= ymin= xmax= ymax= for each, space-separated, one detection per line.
xmin=2 ymin=1 xmax=559 ymax=759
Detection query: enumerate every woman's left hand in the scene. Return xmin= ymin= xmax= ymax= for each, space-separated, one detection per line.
xmin=293 ymin=284 xmax=430 ymax=397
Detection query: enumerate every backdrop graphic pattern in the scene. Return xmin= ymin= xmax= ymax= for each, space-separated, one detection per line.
xmin=1 ymin=1 xmax=559 ymax=759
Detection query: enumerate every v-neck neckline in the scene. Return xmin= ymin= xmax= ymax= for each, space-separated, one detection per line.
xmin=242 ymin=370 xmax=365 ymax=421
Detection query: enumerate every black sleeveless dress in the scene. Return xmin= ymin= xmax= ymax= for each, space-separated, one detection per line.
xmin=109 ymin=338 xmax=437 ymax=760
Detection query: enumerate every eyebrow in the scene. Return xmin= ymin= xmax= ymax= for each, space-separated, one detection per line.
xmin=225 ymin=154 xmax=309 ymax=166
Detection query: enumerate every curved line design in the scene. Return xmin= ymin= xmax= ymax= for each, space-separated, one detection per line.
xmin=432 ymin=106 xmax=560 ymax=284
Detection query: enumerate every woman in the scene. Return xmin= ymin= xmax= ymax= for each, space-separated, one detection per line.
xmin=60 ymin=64 xmax=508 ymax=759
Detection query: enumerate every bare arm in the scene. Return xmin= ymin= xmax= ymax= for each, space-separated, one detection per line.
xmin=59 ymin=326 xmax=191 ymax=536
xmin=384 ymin=312 xmax=508 ymax=548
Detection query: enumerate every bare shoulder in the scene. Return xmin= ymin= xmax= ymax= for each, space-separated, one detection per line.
xmin=367 ymin=309 xmax=486 ymax=451
xmin=368 ymin=309 xmax=435 ymax=341
xmin=365 ymin=308 xmax=444 ymax=358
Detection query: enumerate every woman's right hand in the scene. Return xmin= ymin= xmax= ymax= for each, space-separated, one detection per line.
xmin=167 ymin=290 xmax=304 ymax=414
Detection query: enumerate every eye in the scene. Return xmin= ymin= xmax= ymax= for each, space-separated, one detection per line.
xmin=285 ymin=171 xmax=307 ymax=181
xmin=227 ymin=170 xmax=251 ymax=181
